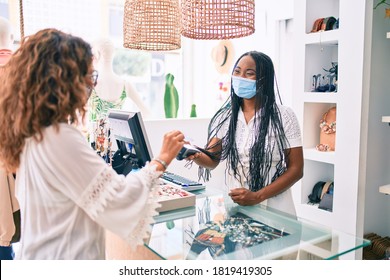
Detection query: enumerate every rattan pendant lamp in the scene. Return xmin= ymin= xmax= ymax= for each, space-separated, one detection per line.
xmin=123 ymin=0 xmax=181 ymax=51
xmin=181 ymin=0 xmax=255 ymax=40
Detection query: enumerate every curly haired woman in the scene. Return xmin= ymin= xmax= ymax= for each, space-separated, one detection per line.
xmin=0 ymin=28 xmax=184 ymax=259
xmin=187 ymin=51 xmax=303 ymax=216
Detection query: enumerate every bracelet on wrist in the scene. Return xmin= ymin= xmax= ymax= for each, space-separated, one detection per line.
xmin=152 ymin=158 xmax=168 ymax=170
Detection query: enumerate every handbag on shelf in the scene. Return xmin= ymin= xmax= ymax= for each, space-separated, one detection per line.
xmin=310 ymin=18 xmax=324 ymax=32
xmin=316 ymin=106 xmax=336 ymax=152
xmin=308 ymin=181 xmax=334 ymax=212
xmin=310 ymin=16 xmax=338 ymax=33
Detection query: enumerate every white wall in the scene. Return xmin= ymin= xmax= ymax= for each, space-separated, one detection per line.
xmin=181 ymin=0 xmax=295 ymax=118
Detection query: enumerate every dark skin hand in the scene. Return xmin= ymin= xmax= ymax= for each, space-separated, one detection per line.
xmin=228 ymin=188 xmax=258 ymax=206
xmin=228 ymin=147 xmax=303 ymax=206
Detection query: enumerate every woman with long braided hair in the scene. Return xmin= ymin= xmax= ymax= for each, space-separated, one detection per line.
xmin=188 ymin=51 xmax=303 ymax=215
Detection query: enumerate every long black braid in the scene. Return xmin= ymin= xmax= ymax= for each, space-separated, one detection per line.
xmin=199 ymin=51 xmax=290 ymax=192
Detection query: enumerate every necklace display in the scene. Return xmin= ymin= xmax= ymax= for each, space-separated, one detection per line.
xmin=316 ymin=106 xmax=336 ymax=152
xmin=91 ymin=117 xmax=113 ymax=164
xmin=319 ymin=109 xmax=336 ymax=134
xmin=186 ymin=211 xmax=289 ymax=258
xmin=87 ymin=89 xmax=126 ymax=165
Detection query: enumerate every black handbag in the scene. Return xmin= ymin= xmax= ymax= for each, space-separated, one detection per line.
xmin=7 ymin=175 xmax=21 ymax=243
xmin=308 ymin=181 xmax=326 ymax=203
xmin=11 ymin=210 xmax=21 ymax=243
xmin=308 ymin=181 xmax=334 ymax=206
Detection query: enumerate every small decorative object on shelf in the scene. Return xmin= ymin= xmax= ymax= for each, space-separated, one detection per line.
xmin=311 ymin=62 xmax=338 ymax=92
xmin=190 ymin=104 xmax=197 ymax=118
xmin=164 ymin=73 xmax=179 ymax=118
xmin=316 ymin=106 xmax=336 ymax=152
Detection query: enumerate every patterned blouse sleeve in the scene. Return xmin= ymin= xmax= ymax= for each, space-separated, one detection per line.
xmin=280 ymin=106 xmax=302 ymax=148
xmin=44 ymin=125 xmax=161 ymax=248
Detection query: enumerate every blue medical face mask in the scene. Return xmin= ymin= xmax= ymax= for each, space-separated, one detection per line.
xmin=231 ymin=76 xmax=257 ymax=99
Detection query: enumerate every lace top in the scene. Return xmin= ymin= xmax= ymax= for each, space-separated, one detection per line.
xmin=15 ymin=124 xmax=161 ymax=259
xmin=217 ymin=105 xmax=302 ymax=215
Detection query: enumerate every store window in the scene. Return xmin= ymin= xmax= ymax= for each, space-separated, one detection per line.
xmin=3 ymin=0 xmax=182 ymax=119
xmin=2 ymin=0 xmax=290 ymax=120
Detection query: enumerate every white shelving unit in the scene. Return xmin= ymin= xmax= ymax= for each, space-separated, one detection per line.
xmin=292 ymin=0 xmax=368 ymax=246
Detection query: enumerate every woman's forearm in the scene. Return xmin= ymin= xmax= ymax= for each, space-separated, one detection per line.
xmin=192 ymin=152 xmax=219 ymax=170
xmin=256 ymin=147 xmax=304 ymax=202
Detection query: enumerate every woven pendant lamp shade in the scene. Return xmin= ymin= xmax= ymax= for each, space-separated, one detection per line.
xmin=181 ymin=0 xmax=255 ymax=40
xmin=123 ymin=0 xmax=181 ymax=51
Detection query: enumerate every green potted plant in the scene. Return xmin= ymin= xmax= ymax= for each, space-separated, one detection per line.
xmin=164 ymin=73 xmax=179 ymax=118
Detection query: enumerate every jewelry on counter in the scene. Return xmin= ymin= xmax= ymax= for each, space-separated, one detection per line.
xmin=185 ymin=212 xmax=290 ymax=258
xmin=158 ymin=184 xmax=190 ymax=199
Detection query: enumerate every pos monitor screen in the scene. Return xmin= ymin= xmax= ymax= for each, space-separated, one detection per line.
xmin=107 ymin=110 xmax=153 ymax=175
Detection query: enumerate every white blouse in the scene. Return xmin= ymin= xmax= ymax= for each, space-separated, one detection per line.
xmin=217 ymin=105 xmax=302 ymax=216
xmin=15 ymin=124 xmax=160 ymax=259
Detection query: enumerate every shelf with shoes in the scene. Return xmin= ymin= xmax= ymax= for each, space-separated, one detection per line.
xmin=293 ymin=0 xmax=340 ymax=220
xmin=292 ymin=0 xmax=369 ymax=248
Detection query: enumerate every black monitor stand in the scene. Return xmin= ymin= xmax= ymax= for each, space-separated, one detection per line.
xmin=111 ymin=140 xmax=141 ymax=175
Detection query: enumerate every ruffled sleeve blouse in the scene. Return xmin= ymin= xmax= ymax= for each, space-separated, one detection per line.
xmin=15 ymin=123 xmax=160 ymax=259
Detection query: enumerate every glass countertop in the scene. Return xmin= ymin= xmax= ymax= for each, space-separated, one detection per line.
xmin=147 ymin=188 xmax=370 ymax=260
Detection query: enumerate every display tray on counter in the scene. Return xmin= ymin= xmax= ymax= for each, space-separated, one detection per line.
xmin=156 ymin=184 xmax=196 ymax=213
